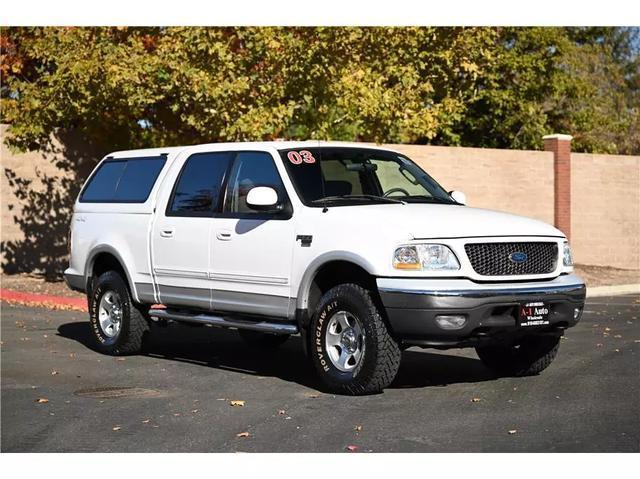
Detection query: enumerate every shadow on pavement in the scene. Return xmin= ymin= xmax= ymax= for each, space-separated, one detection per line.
xmin=57 ymin=321 xmax=497 ymax=392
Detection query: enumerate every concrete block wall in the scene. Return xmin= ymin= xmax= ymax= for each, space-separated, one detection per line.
xmin=1 ymin=124 xmax=639 ymax=272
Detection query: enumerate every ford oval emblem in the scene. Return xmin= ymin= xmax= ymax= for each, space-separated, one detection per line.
xmin=509 ymin=251 xmax=528 ymax=263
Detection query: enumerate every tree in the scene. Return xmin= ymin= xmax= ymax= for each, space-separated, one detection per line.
xmin=454 ymin=27 xmax=640 ymax=154
xmin=2 ymin=27 xmax=638 ymax=155
xmin=0 ymin=27 xmax=498 ymax=154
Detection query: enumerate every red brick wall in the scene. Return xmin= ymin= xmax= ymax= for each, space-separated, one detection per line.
xmin=543 ymin=135 xmax=572 ymax=239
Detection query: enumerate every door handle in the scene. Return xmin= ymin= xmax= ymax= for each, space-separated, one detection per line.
xmin=216 ymin=230 xmax=232 ymax=241
xmin=160 ymin=229 xmax=174 ymax=238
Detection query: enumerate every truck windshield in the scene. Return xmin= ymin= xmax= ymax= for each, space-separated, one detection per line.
xmin=279 ymin=147 xmax=457 ymax=206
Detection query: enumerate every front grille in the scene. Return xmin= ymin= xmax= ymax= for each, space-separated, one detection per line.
xmin=464 ymin=242 xmax=558 ymax=276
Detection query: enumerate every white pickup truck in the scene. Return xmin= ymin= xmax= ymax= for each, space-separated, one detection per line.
xmin=65 ymin=142 xmax=586 ymax=395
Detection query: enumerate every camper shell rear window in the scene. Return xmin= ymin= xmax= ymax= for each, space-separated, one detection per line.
xmin=80 ymin=155 xmax=167 ymax=203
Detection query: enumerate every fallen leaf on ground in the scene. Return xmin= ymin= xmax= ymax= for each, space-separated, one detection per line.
xmin=142 ymin=419 xmax=151 ymax=424
xmin=230 ymin=400 xmax=245 ymax=407
xmin=471 ymin=397 xmax=481 ymax=402
xmin=35 ymin=398 xmax=49 ymax=403
xmin=354 ymin=425 xmax=362 ymax=432
xmin=236 ymin=431 xmax=250 ymax=438
xmin=112 ymin=426 xmax=121 ymax=431
xmin=346 ymin=445 xmax=359 ymax=452
xmin=508 ymin=430 xmax=517 ymax=435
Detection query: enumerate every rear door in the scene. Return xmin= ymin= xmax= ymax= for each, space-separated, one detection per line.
xmin=209 ymin=151 xmax=295 ymax=318
xmin=151 ymin=151 xmax=233 ymax=309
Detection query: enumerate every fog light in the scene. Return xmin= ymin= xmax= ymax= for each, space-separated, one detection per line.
xmin=574 ymin=307 xmax=582 ymax=321
xmin=435 ymin=315 xmax=467 ymax=330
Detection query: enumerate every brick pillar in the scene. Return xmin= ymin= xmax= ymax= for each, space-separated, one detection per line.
xmin=543 ymin=134 xmax=573 ymax=240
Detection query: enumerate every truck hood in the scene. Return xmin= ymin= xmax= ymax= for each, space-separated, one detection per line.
xmin=326 ymin=203 xmax=564 ymax=239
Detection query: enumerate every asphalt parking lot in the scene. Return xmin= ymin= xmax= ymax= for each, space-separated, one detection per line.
xmin=1 ymin=294 xmax=638 ymax=452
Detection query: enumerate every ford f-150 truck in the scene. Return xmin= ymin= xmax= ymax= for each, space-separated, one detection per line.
xmin=65 ymin=142 xmax=586 ymax=395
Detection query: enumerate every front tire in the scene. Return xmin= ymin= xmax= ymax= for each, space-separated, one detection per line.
xmin=309 ymin=284 xmax=401 ymax=395
xmin=88 ymin=271 xmax=149 ymax=355
xmin=475 ymin=334 xmax=561 ymax=376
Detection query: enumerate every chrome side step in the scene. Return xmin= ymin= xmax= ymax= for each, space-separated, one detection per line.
xmin=148 ymin=308 xmax=298 ymax=335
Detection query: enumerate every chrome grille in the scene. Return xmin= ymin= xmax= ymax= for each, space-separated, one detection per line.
xmin=464 ymin=242 xmax=558 ymax=276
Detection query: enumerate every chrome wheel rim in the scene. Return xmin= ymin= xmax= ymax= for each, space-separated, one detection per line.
xmin=98 ymin=290 xmax=123 ymax=338
xmin=325 ymin=310 xmax=365 ymax=372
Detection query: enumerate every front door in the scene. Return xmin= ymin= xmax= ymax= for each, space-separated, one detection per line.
xmin=210 ymin=151 xmax=295 ymax=318
xmin=151 ymin=151 xmax=233 ymax=310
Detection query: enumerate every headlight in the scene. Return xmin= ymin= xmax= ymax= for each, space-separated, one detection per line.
xmin=563 ymin=241 xmax=573 ymax=267
xmin=393 ymin=244 xmax=460 ymax=271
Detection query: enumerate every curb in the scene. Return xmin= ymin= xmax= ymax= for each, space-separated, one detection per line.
xmin=0 ymin=288 xmax=87 ymax=312
xmin=586 ymin=284 xmax=640 ymax=298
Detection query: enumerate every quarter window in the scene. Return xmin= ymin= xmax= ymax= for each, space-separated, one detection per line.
xmin=168 ymin=152 xmax=233 ymax=216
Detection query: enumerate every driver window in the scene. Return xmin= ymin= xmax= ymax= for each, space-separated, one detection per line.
xmin=224 ymin=151 xmax=286 ymax=214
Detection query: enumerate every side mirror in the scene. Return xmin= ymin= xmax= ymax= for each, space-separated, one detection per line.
xmin=449 ymin=190 xmax=466 ymax=205
xmin=246 ymin=186 xmax=280 ymax=212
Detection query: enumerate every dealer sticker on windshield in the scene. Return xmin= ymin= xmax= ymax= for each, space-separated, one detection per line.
xmin=519 ymin=301 xmax=550 ymax=327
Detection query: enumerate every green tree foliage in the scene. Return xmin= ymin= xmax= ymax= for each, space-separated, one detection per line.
xmin=2 ymin=26 xmax=639 ymax=156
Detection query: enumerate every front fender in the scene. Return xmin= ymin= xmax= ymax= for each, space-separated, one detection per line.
xmin=295 ymin=250 xmax=376 ymax=311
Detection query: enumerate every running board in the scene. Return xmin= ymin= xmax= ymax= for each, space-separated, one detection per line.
xmin=148 ymin=308 xmax=298 ymax=335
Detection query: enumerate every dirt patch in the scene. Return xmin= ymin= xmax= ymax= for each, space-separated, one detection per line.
xmin=574 ymin=265 xmax=639 ymax=288
xmin=0 ymin=273 xmax=84 ymax=299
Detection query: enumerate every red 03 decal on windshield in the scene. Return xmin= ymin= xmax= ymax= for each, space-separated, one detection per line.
xmin=287 ymin=150 xmax=316 ymax=165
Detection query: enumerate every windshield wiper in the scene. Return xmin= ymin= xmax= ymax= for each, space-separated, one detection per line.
xmin=310 ymin=194 xmax=405 ymax=205
xmin=402 ymin=195 xmax=456 ymax=204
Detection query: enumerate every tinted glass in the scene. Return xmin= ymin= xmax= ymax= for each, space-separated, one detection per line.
xmin=169 ymin=152 xmax=233 ymax=215
xmin=80 ymin=156 xmax=166 ymax=203
xmin=81 ymin=161 xmax=126 ymax=202
xmin=114 ymin=158 xmax=166 ymax=202
xmin=225 ymin=152 xmax=285 ymax=214
xmin=280 ymin=147 xmax=454 ymax=206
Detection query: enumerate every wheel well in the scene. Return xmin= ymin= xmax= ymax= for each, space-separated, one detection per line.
xmin=89 ymin=252 xmax=128 ymax=293
xmin=307 ymin=260 xmax=378 ymax=314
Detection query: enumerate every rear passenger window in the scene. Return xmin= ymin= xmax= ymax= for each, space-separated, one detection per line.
xmin=168 ymin=152 xmax=233 ymax=216
xmin=80 ymin=156 xmax=166 ymax=203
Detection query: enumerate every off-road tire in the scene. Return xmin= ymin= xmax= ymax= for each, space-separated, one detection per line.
xmin=475 ymin=334 xmax=561 ymax=377
xmin=89 ymin=271 xmax=149 ymax=355
xmin=238 ymin=330 xmax=290 ymax=348
xmin=309 ymin=283 xmax=401 ymax=395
